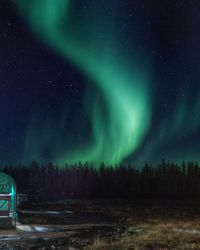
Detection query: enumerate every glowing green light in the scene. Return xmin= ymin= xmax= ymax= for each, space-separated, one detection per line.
xmin=14 ymin=0 xmax=152 ymax=167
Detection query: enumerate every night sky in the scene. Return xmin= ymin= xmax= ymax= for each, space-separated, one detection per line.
xmin=0 ymin=0 xmax=200 ymax=167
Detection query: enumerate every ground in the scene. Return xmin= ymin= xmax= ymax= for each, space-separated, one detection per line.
xmin=1 ymin=200 xmax=200 ymax=249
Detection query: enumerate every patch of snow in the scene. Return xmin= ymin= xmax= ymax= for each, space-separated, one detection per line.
xmin=16 ymin=224 xmax=55 ymax=233
xmin=0 ymin=235 xmax=21 ymax=241
xmin=34 ymin=226 xmax=53 ymax=232
xmin=173 ymin=228 xmax=200 ymax=234
xmin=21 ymin=210 xmax=61 ymax=215
xmin=16 ymin=222 xmax=114 ymax=233
xmin=21 ymin=210 xmax=74 ymax=215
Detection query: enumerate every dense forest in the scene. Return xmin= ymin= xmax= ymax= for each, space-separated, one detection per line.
xmin=2 ymin=160 xmax=200 ymax=201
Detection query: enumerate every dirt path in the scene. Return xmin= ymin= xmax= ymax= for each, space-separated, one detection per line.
xmin=0 ymin=202 xmax=120 ymax=249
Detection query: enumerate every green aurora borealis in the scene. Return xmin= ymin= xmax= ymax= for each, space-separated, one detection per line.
xmin=3 ymin=0 xmax=200 ymax=167
xmin=14 ymin=0 xmax=152 ymax=166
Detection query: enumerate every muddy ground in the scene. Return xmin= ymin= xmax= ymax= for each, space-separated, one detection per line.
xmin=1 ymin=200 xmax=200 ymax=249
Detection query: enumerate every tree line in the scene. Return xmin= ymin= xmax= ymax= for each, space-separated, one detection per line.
xmin=2 ymin=160 xmax=200 ymax=201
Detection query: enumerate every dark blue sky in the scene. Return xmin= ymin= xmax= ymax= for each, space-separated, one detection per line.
xmin=0 ymin=0 xmax=200 ymax=166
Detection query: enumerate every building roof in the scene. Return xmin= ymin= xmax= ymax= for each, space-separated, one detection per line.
xmin=0 ymin=172 xmax=16 ymax=194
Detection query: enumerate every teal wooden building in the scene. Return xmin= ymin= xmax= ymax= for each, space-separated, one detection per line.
xmin=0 ymin=172 xmax=17 ymax=228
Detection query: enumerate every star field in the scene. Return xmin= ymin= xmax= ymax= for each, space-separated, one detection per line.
xmin=0 ymin=0 xmax=200 ymax=167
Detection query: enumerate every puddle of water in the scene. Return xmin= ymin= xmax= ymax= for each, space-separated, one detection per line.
xmin=64 ymin=211 xmax=74 ymax=214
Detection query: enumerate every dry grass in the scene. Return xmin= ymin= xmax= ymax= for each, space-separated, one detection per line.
xmin=85 ymin=238 xmax=108 ymax=250
xmin=85 ymin=218 xmax=200 ymax=250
